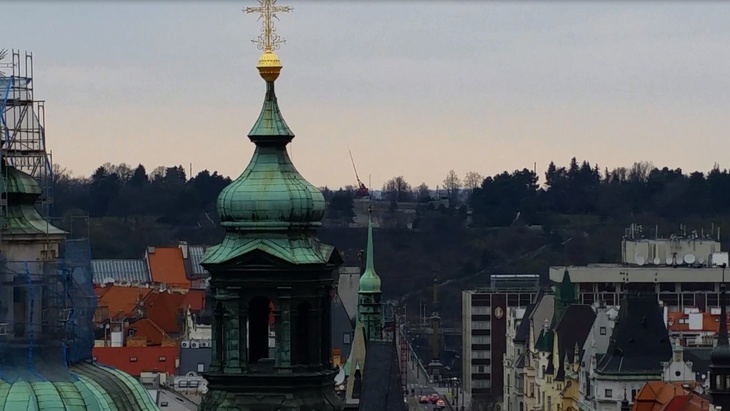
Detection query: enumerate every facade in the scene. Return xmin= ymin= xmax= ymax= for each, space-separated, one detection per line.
xmin=522 ymin=293 xmax=556 ymax=411
xmin=592 ymin=293 xmax=672 ymax=411
xmin=709 ymin=282 xmax=730 ymax=410
xmin=579 ymin=304 xmax=619 ymax=411
xmin=550 ymin=237 xmax=727 ymax=313
xmin=504 ymin=306 xmax=528 ymax=411
xmin=462 ymin=274 xmax=539 ymax=411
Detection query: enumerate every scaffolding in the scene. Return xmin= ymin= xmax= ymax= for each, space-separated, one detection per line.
xmin=0 ymin=238 xmax=95 ymax=382
xmin=0 ymin=49 xmax=54 ymax=224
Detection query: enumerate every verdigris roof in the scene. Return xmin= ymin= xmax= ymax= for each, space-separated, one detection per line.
xmin=596 ymin=293 xmax=672 ymax=376
xmin=202 ymin=235 xmax=336 ymax=266
xmin=0 ymin=361 xmax=159 ymax=410
xmin=359 ymin=209 xmax=381 ymax=294
xmin=214 ymin=80 xmax=324 ymax=232
xmin=2 ymin=166 xmax=64 ymax=238
xmin=92 ymin=259 xmax=150 ymax=285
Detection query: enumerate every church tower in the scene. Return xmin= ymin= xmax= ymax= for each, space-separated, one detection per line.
xmin=199 ymin=2 xmax=344 ymax=409
xmin=710 ymin=269 xmax=730 ymax=410
xmin=358 ymin=207 xmax=383 ymax=341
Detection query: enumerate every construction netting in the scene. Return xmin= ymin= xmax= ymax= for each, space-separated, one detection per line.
xmin=0 ymin=238 xmax=95 ymax=382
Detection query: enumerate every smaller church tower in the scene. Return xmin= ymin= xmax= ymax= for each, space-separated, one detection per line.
xmin=710 ymin=269 xmax=730 ymax=409
xmin=344 ymin=207 xmax=383 ymax=403
xmin=358 ymin=206 xmax=383 ymax=341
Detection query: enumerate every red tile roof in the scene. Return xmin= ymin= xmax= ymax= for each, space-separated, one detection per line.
xmin=147 ymin=247 xmax=190 ymax=288
xmin=128 ymin=318 xmax=168 ymax=346
xmin=93 ymin=346 xmax=179 ymax=376
xmin=633 ymin=382 xmax=708 ymax=411
xmin=96 ymin=286 xmax=154 ymax=319
xmin=144 ymin=290 xmax=187 ymax=334
xmin=180 ymin=289 xmax=205 ymax=313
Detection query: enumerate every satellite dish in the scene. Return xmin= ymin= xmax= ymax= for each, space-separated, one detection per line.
xmin=666 ymin=256 xmax=674 ymax=265
xmin=636 ymin=255 xmax=645 ymax=266
xmin=698 ymin=256 xmax=705 ymax=265
xmin=684 ymin=254 xmax=696 ymax=265
xmin=653 ymin=257 xmax=661 ymax=265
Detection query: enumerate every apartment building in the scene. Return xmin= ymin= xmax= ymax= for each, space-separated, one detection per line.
xmin=463 ymin=274 xmax=539 ymax=411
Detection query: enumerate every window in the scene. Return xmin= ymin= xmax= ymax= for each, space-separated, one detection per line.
xmin=128 ymin=329 xmax=136 ymax=337
xmin=343 ymin=332 xmax=352 ymax=344
xmin=472 ymin=321 xmax=490 ymax=330
xmin=159 ymin=356 xmax=167 ymax=362
xmin=160 ymin=402 xmax=169 ymax=407
xmin=605 ymin=389 xmax=613 ymax=398
xmin=130 ymin=357 xmax=138 ymax=362
xmin=197 ymin=363 xmax=205 ymax=373
xmin=472 ymin=335 xmax=491 ymax=344
xmin=179 ymin=381 xmax=189 ymax=388
xmin=599 ymin=327 xmax=607 ymax=335
xmin=631 ymin=389 xmax=638 ymax=400
xmin=473 ymin=350 xmax=490 ymax=359
xmin=471 ymin=306 xmax=490 ymax=315
xmin=472 ymin=365 xmax=486 ymax=373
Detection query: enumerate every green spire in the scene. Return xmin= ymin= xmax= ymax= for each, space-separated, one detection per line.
xmin=248 ymin=81 xmax=294 ymax=140
xmin=359 ymin=207 xmax=381 ymax=293
xmin=551 ymin=268 xmax=576 ymax=327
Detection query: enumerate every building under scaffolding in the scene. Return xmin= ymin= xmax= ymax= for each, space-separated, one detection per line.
xmin=0 ymin=50 xmax=158 ymax=409
xmin=0 ymin=49 xmax=53 ymax=222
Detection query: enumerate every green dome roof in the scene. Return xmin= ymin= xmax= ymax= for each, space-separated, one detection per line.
xmin=4 ymin=166 xmax=42 ymax=197
xmin=216 ymin=81 xmax=325 ymax=230
xmin=358 ymin=209 xmax=381 ymax=294
xmin=0 ymin=362 xmax=159 ymax=411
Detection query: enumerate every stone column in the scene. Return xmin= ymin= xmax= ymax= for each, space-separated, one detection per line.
xmin=321 ymin=287 xmax=332 ymax=368
xmin=309 ymin=296 xmax=321 ymax=369
xmin=239 ymin=300 xmax=249 ymax=369
xmin=275 ymin=287 xmax=292 ymax=373
xmin=210 ymin=301 xmax=223 ymax=372
xmin=222 ymin=296 xmax=242 ymax=374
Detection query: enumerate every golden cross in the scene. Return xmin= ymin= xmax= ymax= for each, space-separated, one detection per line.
xmin=243 ymin=0 xmax=293 ymax=52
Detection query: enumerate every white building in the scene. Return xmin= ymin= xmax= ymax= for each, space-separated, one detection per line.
xmin=578 ymin=303 xmax=619 ymax=411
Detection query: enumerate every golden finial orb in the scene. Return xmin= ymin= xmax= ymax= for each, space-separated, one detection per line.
xmin=257 ymin=49 xmax=282 ymax=82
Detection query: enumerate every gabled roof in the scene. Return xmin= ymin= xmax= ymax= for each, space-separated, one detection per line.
xmin=596 ymin=293 xmax=672 ymax=376
xmin=96 ymin=286 xmax=153 ymax=319
xmin=554 ymin=305 xmax=595 ymax=381
xmin=92 ymin=259 xmax=151 ymax=285
xmin=128 ymin=318 xmax=168 ymax=346
xmin=144 ymin=291 xmax=187 ymax=334
xmin=634 ymin=381 xmax=707 ymax=411
xmin=359 ymin=340 xmax=407 ymax=411
xmin=147 ymin=247 xmax=190 ymax=288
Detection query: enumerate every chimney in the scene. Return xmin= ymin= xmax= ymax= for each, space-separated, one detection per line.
xmin=179 ymin=241 xmax=189 ymax=259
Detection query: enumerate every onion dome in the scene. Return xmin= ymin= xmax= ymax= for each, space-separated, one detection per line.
xmin=0 ymin=165 xmax=64 ymax=237
xmin=358 ymin=208 xmax=381 ymax=294
xmin=216 ymin=51 xmax=325 ymax=231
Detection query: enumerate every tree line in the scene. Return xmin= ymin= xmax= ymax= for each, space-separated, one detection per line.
xmin=51 ymin=158 xmax=730 ymax=230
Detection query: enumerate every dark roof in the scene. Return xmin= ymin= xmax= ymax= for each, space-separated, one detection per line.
xmin=554 ymin=305 xmax=595 ymax=381
xmin=515 ymin=353 xmax=526 ymax=368
xmin=359 ymin=340 xmax=407 ymax=411
xmin=684 ymin=347 xmax=712 ymax=379
xmin=514 ymin=303 xmax=536 ymax=344
xmin=596 ymin=293 xmax=672 ymax=375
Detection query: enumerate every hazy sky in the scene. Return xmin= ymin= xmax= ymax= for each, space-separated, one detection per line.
xmin=3 ymin=1 xmax=730 ymax=189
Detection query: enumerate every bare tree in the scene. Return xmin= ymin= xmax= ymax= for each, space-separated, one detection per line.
xmin=416 ymin=182 xmax=431 ymax=202
xmin=443 ymin=170 xmax=461 ymax=202
xmin=382 ymin=176 xmax=413 ymax=203
xmin=463 ymin=171 xmax=483 ymax=190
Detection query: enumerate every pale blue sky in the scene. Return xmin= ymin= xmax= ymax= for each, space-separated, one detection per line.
xmin=3 ymin=1 xmax=730 ymax=189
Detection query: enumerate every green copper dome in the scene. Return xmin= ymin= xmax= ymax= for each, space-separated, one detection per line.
xmin=216 ymin=81 xmax=325 ymax=230
xmin=0 ymin=362 xmax=159 ymax=411
xmin=0 ymin=165 xmax=65 ymax=238
xmin=358 ymin=209 xmax=381 ymax=294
